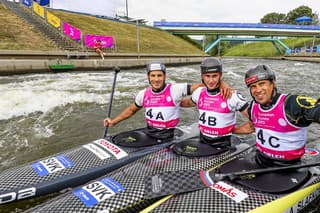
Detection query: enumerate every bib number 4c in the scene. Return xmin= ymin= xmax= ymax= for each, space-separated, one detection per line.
xmin=257 ymin=129 xmax=280 ymax=148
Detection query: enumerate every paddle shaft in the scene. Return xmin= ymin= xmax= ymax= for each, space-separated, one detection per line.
xmin=145 ymin=143 xmax=256 ymax=198
xmin=103 ymin=67 xmax=120 ymax=138
xmin=214 ymin=161 xmax=320 ymax=181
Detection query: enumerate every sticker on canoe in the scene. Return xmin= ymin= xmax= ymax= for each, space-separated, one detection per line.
xmin=94 ymin=139 xmax=128 ymax=159
xmin=31 ymin=154 xmax=74 ymax=177
xmin=210 ymin=181 xmax=248 ymax=203
xmin=83 ymin=143 xmax=111 ymax=160
xmin=73 ymin=177 xmax=125 ymax=208
xmin=304 ymin=147 xmax=319 ymax=156
xmin=200 ymin=170 xmax=248 ymax=203
xmin=83 ymin=139 xmax=128 ymax=160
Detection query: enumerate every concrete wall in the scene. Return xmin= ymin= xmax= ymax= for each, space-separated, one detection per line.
xmin=0 ymin=57 xmax=205 ymax=75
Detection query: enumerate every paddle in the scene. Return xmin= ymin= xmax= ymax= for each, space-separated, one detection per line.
xmin=144 ymin=142 xmax=255 ymax=198
xmin=103 ymin=66 xmax=120 ymax=138
xmin=211 ymin=161 xmax=320 ymax=182
xmin=145 ymin=155 xmax=320 ymax=198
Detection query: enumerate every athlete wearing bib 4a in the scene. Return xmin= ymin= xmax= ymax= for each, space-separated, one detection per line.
xmin=181 ymin=58 xmax=249 ymax=147
xmin=238 ymin=64 xmax=320 ymax=166
xmin=104 ymin=62 xmax=204 ymax=140
xmin=135 ymin=83 xmax=185 ymax=129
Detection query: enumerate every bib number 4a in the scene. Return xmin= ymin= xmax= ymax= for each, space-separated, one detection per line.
xmin=257 ymin=129 xmax=280 ymax=148
xmin=146 ymin=109 xmax=164 ymax=120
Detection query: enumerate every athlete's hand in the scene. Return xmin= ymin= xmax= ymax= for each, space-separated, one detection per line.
xmin=220 ymin=87 xmax=233 ymax=99
xmin=103 ymin=118 xmax=115 ymax=127
xmin=220 ymin=81 xmax=234 ymax=99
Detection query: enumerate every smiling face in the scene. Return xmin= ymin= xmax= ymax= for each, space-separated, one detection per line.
xmin=249 ymin=80 xmax=275 ymax=105
xmin=202 ymin=72 xmax=222 ymax=90
xmin=148 ymin=70 xmax=166 ymax=90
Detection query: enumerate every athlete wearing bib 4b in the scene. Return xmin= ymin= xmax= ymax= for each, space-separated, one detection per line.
xmin=192 ymin=87 xmax=247 ymax=140
xmin=240 ymin=64 xmax=320 ymax=166
xmin=181 ymin=57 xmax=249 ymax=147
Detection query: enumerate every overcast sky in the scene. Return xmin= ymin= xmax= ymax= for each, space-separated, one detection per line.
xmin=52 ymin=0 xmax=320 ymax=25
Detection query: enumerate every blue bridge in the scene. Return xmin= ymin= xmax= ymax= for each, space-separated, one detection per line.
xmin=153 ymin=22 xmax=320 ymax=54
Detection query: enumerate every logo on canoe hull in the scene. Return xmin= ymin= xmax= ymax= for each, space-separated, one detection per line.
xmin=83 ymin=139 xmax=128 ymax=160
xmin=210 ymin=181 xmax=248 ymax=203
xmin=31 ymin=154 xmax=74 ymax=177
xmin=73 ymin=177 xmax=124 ymax=208
xmin=304 ymin=148 xmax=319 ymax=156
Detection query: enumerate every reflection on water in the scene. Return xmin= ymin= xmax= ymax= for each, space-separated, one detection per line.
xmin=0 ymin=58 xmax=319 ymax=212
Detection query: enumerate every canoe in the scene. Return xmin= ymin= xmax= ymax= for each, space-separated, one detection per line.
xmin=0 ymin=124 xmax=198 ymax=205
xmin=24 ymin=134 xmax=255 ymax=212
xmin=143 ymin=146 xmax=320 ymax=213
xmin=48 ymin=64 xmax=74 ymax=71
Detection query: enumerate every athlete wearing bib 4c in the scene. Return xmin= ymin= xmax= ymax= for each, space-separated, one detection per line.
xmin=238 ymin=64 xmax=320 ymax=166
xmin=181 ymin=58 xmax=249 ymax=147
xmin=103 ymin=62 xmax=203 ymax=140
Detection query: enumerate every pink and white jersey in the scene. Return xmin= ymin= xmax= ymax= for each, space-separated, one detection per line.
xmin=251 ymin=94 xmax=307 ymax=160
xmin=135 ymin=83 xmax=188 ymax=129
xmin=192 ymin=87 xmax=247 ymax=138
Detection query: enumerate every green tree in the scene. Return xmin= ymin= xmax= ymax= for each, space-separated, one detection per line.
xmin=260 ymin=12 xmax=286 ymax=24
xmin=285 ymin=5 xmax=314 ymax=25
xmin=311 ymin=12 xmax=319 ymax=25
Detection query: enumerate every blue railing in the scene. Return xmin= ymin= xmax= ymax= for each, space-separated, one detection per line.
xmin=154 ymin=21 xmax=320 ymax=31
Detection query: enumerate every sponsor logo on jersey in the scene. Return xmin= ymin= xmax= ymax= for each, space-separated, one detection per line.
xmin=73 ymin=177 xmax=124 ymax=207
xmin=31 ymin=154 xmax=74 ymax=177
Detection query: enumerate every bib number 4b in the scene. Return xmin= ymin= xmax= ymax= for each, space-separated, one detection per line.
xmin=199 ymin=112 xmax=217 ymax=126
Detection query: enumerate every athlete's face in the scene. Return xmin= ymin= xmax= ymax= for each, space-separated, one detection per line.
xmin=249 ymin=80 xmax=275 ymax=105
xmin=202 ymin=72 xmax=222 ymax=90
xmin=148 ymin=71 xmax=166 ymax=90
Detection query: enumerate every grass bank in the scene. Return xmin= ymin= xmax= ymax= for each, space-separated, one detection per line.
xmin=0 ymin=3 xmax=57 ymax=50
xmin=224 ymin=37 xmax=320 ymax=57
xmin=0 ymin=2 xmax=203 ymax=54
xmin=1 ymin=2 xmax=319 ymax=57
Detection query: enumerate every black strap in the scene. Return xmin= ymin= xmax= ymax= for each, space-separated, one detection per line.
xmin=143 ymin=126 xmax=175 ymax=140
xmin=219 ymin=152 xmax=310 ymax=193
xmin=111 ymin=127 xmax=179 ymax=148
xmin=173 ymin=135 xmax=234 ymax=157
xmin=200 ymin=133 xmax=231 ymax=148
xmin=255 ymin=151 xmax=301 ymax=167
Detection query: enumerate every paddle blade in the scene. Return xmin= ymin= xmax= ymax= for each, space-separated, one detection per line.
xmin=144 ymin=169 xmax=206 ymax=198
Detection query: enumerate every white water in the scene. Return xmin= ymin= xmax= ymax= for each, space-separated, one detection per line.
xmin=0 ymin=58 xmax=319 ymax=212
xmin=0 ymin=72 xmax=147 ymax=120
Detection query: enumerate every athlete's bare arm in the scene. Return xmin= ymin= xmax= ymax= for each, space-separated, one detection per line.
xmin=104 ymin=103 xmax=141 ymax=127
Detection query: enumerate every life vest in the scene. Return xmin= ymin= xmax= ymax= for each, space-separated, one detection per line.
xmin=142 ymin=84 xmax=179 ymax=129
xmin=197 ymin=88 xmax=235 ymax=138
xmin=251 ymin=94 xmax=307 ymax=161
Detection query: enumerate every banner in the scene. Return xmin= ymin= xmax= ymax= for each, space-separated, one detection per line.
xmin=22 ymin=0 xmax=32 ymax=7
xmin=34 ymin=0 xmax=50 ymax=6
xmin=84 ymin=34 xmax=114 ymax=48
xmin=33 ymin=2 xmax=45 ymax=18
xmin=47 ymin=11 xmax=61 ymax=28
xmin=63 ymin=22 xmax=81 ymax=43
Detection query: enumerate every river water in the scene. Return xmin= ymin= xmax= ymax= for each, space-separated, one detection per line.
xmin=0 ymin=58 xmax=319 ymax=212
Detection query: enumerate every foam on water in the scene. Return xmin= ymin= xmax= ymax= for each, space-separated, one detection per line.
xmin=0 ymin=71 xmax=146 ymax=120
